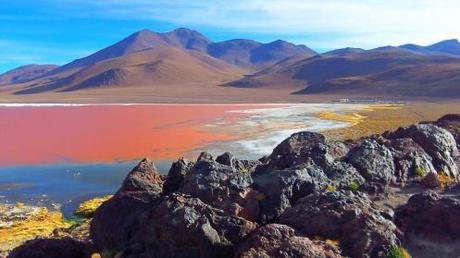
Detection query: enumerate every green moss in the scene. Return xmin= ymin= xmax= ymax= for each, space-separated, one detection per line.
xmin=349 ymin=181 xmax=361 ymax=192
xmin=415 ymin=167 xmax=426 ymax=178
xmin=64 ymin=215 xmax=87 ymax=227
xmin=386 ymin=246 xmax=411 ymax=258
xmin=326 ymin=185 xmax=337 ymax=192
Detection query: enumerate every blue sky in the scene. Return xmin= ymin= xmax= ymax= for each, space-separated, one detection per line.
xmin=1 ymin=0 xmax=460 ymax=73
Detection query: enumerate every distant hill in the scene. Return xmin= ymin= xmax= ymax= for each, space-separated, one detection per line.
xmin=225 ymin=48 xmax=460 ymax=97
xmin=400 ymin=39 xmax=460 ymax=57
xmin=0 ymin=64 xmax=57 ymax=85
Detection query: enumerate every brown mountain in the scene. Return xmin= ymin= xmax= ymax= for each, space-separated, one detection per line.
xmin=226 ymin=49 xmax=460 ymax=97
xmin=0 ymin=64 xmax=58 ymax=85
xmin=15 ymin=46 xmax=244 ymax=94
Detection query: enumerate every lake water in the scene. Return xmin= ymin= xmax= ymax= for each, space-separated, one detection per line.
xmin=0 ymin=103 xmax=363 ymax=213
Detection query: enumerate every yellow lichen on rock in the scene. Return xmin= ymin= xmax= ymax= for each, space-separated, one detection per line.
xmin=0 ymin=203 xmax=71 ymax=251
xmin=75 ymin=195 xmax=113 ymax=218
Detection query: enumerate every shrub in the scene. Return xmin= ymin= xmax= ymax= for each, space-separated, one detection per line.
xmin=438 ymin=171 xmax=455 ymax=187
xmin=349 ymin=181 xmax=360 ymax=191
xmin=386 ymin=246 xmax=411 ymax=258
xmin=415 ymin=167 xmax=426 ymax=178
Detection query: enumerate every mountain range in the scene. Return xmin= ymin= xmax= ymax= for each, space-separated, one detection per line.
xmin=2 ymin=28 xmax=460 ymax=99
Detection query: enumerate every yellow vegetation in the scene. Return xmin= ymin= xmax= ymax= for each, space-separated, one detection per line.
xmin=325 ymin=239 xmax=340 ymax=247
xmin=438 ymin=172 xmax=457 ymax=188
xmin=0 ymin=204 xmax=71 ymax=251
xmin=75 ymin=195 xmax=113 ymax=218
xmin=317 ymin=112 xmax=367 ymax=125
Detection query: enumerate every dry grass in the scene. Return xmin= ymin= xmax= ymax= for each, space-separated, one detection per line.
xmin=319 ymin=102 xmax=460 ymax=140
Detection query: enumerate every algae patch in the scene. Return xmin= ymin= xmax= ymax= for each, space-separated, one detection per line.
xmin=0 ymin=203 xmax=71 ymax=251
xmin=75 ymin=195 xmax=113 ymax=218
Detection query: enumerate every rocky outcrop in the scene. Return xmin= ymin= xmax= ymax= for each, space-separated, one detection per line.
xmin=125 ymin=193 xmax=257 ymax=258
xmin=234 ymin=224 xmax=344 ymax=258
xmin=386 ymin=124 xmax=459 ymax=177
xmin=90 ymin=159 xmax=164 ymax=251
xmin=280 ymin=191 xmax=400 ymax=258
xmin=8 ymin=238 xmax=92 ymax=258
xmin=181 ymin=158 xmax=258 ymax=220
xmin=162 ymin=158 xmax=194 ymax=195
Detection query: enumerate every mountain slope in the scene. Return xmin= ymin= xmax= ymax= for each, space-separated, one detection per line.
xmin=208 ymin=39 xmax=316 ymax=68
xmin=0 ymin=64 xmax=58 ymax=85
xmin=14 ymin=46 xmax=245 ymax=94
xmin=226 ymin=49 xmax=460 ymax=97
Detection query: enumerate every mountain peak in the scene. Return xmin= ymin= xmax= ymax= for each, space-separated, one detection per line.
xmin=160 ymin=28 xmax=212 ymax=52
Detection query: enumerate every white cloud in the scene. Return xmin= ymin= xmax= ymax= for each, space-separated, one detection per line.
xmin=54 ymin=0 xmax=460 ymax=49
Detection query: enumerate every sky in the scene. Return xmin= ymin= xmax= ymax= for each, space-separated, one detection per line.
xmin=1 ymin=0 xmax=460 ymax=73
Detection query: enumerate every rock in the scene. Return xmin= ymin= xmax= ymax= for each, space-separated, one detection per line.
xmin=431 ymin=114 xmax=460 ymax=148
xmin=348 ymin=139 xmax=395 ymax=186
xmin=216 ymin=152 xmax=260 ymax=173
xmin=280 ymin=191 xmax=400 ymax=258
xmin=181 ymin=159 xmax=257 ymax=220
xmin=162 ymin=158 xmax=194 ymax=195
xmin=252 ymin=161 xmax=329 ymax=223
xmin=90 ymin=159 xmax=164 ymax=251
xmin=234 ymin=224 xmax=344 ymax=258
xmin=395 ymin=191 xmax=460 ymax=241
xmin=126 ymin=193 xmax=257 ymax=258
xmin=386 ymin=124 xmax=459 ymax=177
xmin=256 ymin=132 xmax=326 ymax=173
xmin=197 ymin=151 xmax=214 ymax=162
xmin=421 ymin=173 xmax=440 ymax=189
xmin=387 ymin=138 xmax=437 ymax=182
xmin=8 ymin=238 xmax=92 ymax=258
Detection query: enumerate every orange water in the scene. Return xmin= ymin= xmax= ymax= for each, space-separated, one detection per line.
xmin=0 ymin=105 xmax=276 ymax=166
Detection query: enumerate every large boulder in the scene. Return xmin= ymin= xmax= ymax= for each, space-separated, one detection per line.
xmin=234 ymin=224 xmax=344 ymax=258
xmin=387 ymin=138 xmax=436 ymax=182
xmin=395 ymin=191 xmax=460 ymax=241
xmin=394 ymin=191 xmax=460 ymax=257
xmin=125 ymin=193 xmax=257 ymax=258
xmin=348 ymin=139 xmax=395 ymax=186
xmin=431 ymin=114 xmax=460 ymax=148
xmin=90 ymin=159 xmax=164 ymax=251
xmin=257 ymin=132 xmax=327 ymax=172
xmin=181 ymin=159 xmax=258 ymax=220
xmin=280 ymin=191 xmax=400 ymax=258
xmin=8 ymin=238 xmax=91 ymax=258
xmin=386 ymin=124 xmax=459 ymax=177
xmin=252 ymin=160 xmax=329 ymax=223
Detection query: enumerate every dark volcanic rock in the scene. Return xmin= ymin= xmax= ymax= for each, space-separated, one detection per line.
xmin=235 ymin=224 xmax=344 ymax=258
xmin=127 ymin=193 xmax=257 ymax=258
xmin=8 ymin=238 xmax=91 ymax=258
xmin=348 ymin=139 xmax=395 ymax=185
xmin=216 ymin=152 xmax=260 ymax=173
xmin=253 ymin=161 xmax=329 ymax=223
xmin=162 ymin=158 xmax=194 ymax=195
xmin=431 ymin=114 xmax=460 ymax=148
xmin=90 ymin=158 xmax=164 ymax=251
xmin=387 ymin=124 xmax=459 ymax=177
xmin=280 ymin=191 xmax=399 ymax=258
xmin=395 ymin=191 xmax=460 ymax=241
xmin=421 ymin=172 xmax=441 ymax=189
xmin=181 ymin=159 xmax=258 ymax=220
xmin=258 ymin=132 xmax=327 ymax=172
xmin=387 ymin=138 xmax=436 ymax=182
